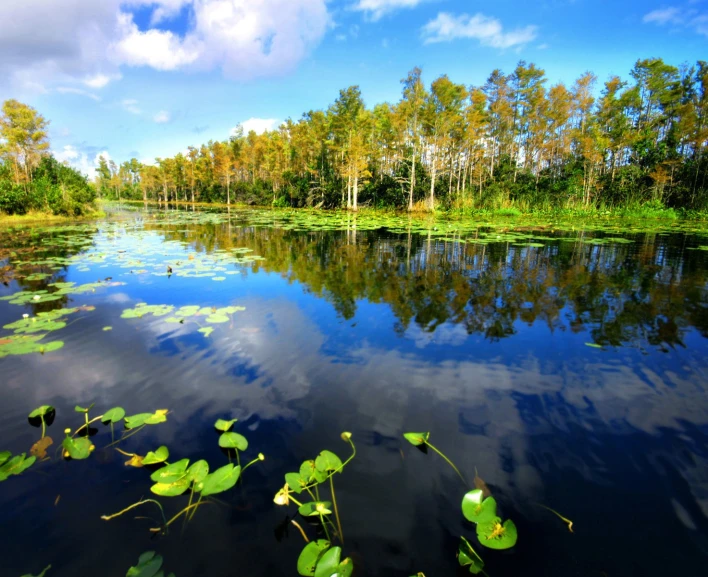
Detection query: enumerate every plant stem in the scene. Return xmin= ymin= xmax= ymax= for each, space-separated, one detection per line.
xmin=319 ymin=513 xmax=331 ymax=542
xmin=330 ymin=475 xmax=344 ymax=544
xmin=72 ymin=415 xmax=104 ymax=437
xmin=291 ymin=520 xmax=310 ymax=543
xmin=41 ymin=417 xmax=45 ymax=440
xmin=241 ymin=456 xmax=261 ymax=473
xmin=188 ymin=495 xmax=203 ymax=522
xmin=105 ymin=424 xmax=146 ymax=447
xmin=425 ymin=441 xmax=466 ymax=485
xmin=235 ymin=449 xmax=241 ymax=468
xmin=289 ymin=495 xmax=304 ymax=508
xmin=101 ymin=499 xmax=167 ymax=527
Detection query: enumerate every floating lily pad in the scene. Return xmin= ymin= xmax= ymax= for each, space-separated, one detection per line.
xmin=285 ymin=471 xmax=307 ymax=494
xmin=124 ymin=410 xmax=168 ymax=429
xmin=315 ymin=450 xmax=342 ymax=473
xmin=476 ymin=518 xmax=518 ymax=550
xmin=315 ymin=546 xmax=342 ymax=577
xmin=403 ymin=432 xmax=429 ymax=446
xmin=214 ymin=418 xmax=237 ymax=432
xmin=0 ymin=452 xmax=36 ymax=481
xmin=461 ymin=490 xmax=498 ymax=523
xmin=62 ymin=437 xmax=93 ymax=460
xmin=198 ymin=463 xmax=241 ymax=496
xmin=28 ymin=405 xmax=54 ymax=419
xmin=218 ymin=432 xmax=248 ymax=451
xmin=150 ymin=459 xmax=190 ymax=483
xmin=101 ymin=407 xmax=125 ymax=424
xmin=142 ymin=446 xmax=169 ymax=465
xmin=298 ymin=501 xmax=332 ymax=517
xmin=297 ymin=540 xmax=330 ymax=577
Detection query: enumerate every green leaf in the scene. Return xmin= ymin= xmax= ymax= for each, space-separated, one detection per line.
xmin=126 ymin=551 xmax=163 ymax=577
xmin=151 ymin=476 xmax=191 ymax=497
xmin=297 ymin=540 xmax=330 ymax=576
xmin=458 ymin=536 xmax=485 ymax=574
xmin=198 ymin=464 xmax=241 ymax=496
xmin=585 ymin=342 xmax=603 ymax=349
xmin=28 ymin=405 xmax=54 ymax=419
xmin=150 ymin=459 xmax=190 ymax=483
xmin=403 ymin=432 xmax=430 ymax=446
xmin=214 ymin=418 xmax=237 ymax=432
xmin=336 ymin=558 xmax=354 ymax=577
xmin=101 ymin=407 xmax=125 ymax=424
xmin=299 ymin=460 xmax=317 ymax=482
xmin=0 ymin=451 xmax=10 ymax=467
xmin=124 ymin=410 xmax=168 ymax=429
xmin=186 ymin=460 xmax=209 ymax=484
xmin=142 ymin=446 xmax=169 ymax=465
xmin=298 ymin=501 xmax=332 ymax=517
xmin=74 ymin=403 xmax=94 ymax=414
xmin=285 ymin=472 xmax=307 ymax=494
xmin=0 ymin=453 xmax=36 ymax=481
xmin=198 ymin=327 xmax=214 ymax=337
xmin=218 ymin=432 xmax=248 ymax=451
xmin=315 ymin=450 xmax=342 ymax=473
xmin=461 ymin=490 xmax=498 ymax=524
xmin=314 ymin=546 xmax=341 ymax=577
xmin=62 ymin=437 xmax=92 ymax=460
xmin=476 ymin=518 xmax=518 ymax=550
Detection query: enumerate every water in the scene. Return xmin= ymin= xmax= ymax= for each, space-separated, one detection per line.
xmin=1 ymin=207 xmax=707 ymax=577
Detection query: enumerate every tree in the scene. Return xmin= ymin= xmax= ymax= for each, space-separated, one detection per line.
xmin=0 ymin=100 xmax=50 ymax=186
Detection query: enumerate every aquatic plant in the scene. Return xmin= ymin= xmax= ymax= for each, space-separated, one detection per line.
xmin=126 ymin=551 xmax=175 ymax=577
xmin=274 ymin=432 xmax=356 ymax=577
xmin=403 ymin=431 xmax=466 ymax=483
xmin=0 ymin=451 xmax=36 ymax=482
xmin=28 ymin=405 xmax=54 ymax=440
xmin=19 ymin=565 xmax=51 ymax=577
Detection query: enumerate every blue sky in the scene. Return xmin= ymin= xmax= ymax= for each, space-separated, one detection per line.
xmin=0 ymin=0 xmax=706 ymax=176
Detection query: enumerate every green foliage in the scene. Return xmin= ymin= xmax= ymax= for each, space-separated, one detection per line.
xmin=457 ymin=537 xmax=485 ymax=574
xmin=126 ymin=551 xmax=175 ymax=577
xmin=0 ymin=452 xmax=36 ymax=481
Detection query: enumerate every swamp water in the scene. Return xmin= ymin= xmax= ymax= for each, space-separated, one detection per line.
xmin=1 ymin=206 xmax=707 ymax=577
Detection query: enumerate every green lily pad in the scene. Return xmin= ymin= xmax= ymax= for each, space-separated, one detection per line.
xmin=285 ymin=472 xmax=307 ymax=494
xmin=74 ymin=404 xmax=94 ymax=414
xmin=315 ymin=546 xmax=341 ymax=577
xmin=126 ymin=551 xmax=163 ymax=577
xmin=0 ymin=451 xmax=10 ymax=467
xmin=186 ymin=460 xmax=209 ymax=484
xmin=315 ymin=450 xmax=342 ymax=473
xmin=124 ymin=410 xmax=168 ymax=429
xmin=458 ymin=536 xmax=485 ymax=574
xmin=142 ymin=446 xmax=170 ymax=465
xmin=151 ymin=476 xmax=191 ymax=497
xmin=476 ymin=518 xmax=518 ymax=550
xmin=298 ymin=501 xmax=332 ymax=517
xmin=218 ymin=432 xmax=248 ymax=451
xmin=198 ymin=463 xmax=241 ymax=496
xmin=0 ymin=453 xmax=36 ymax=481
xmin=28 ymin=405 xmax=54 ymax=419
xmin=101 ymin=407 xmax=125 ymax=424
xmin=206 ymin=314 xmax=229 ymax=323
xmin=336 ymin=558 xmax=354 ymax=577
xmin=150 ymin=459 xmax=190 ymax=483
xmin=214 ymin=418 xmax=237 ymax=432
xmin=461 ymin=490 xmax=498 ymax=523
xmin=198 ymin=327 xmax=214 ymax=337
xmin=297 ymin=540 xmax=330 ymax=576
xmin=403 ymin=432 xmax=430 ymax=446
xmin=62 ymin=437 xmax=92 ymax=460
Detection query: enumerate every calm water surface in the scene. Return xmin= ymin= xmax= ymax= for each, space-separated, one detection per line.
xmin=1 ymin=207 xmax=708 ymax=577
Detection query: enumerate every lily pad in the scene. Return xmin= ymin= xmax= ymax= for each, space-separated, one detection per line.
xmin=151 ymin=476 xmax=191 ymax=497
xmin=297 ymin=540 xmax=330 ymax=577
xmin=198 ymin=463 xmax=241 ymax=496
xmin=101 ymin=407 xmax=126 ymax=424
xmin=126 ymin=551 xmax=164 ymax=577
xmin=403 ymin=432 xmax=430 ymax=446
xmin=124 ymin=410 xmax=168 ymax=429
xmin=28 ymin=405 xmax=54 ymax=419
xmin=461 ymin=490 xmax=498 ymax=523
xmin=315 ymin=450 xmax=342 ymax=473
xmin=314 ymin=546 xmax=341 ymax=577
xmin=476 ymin=517 xmax=518 ymax=550
xmin=285 ymin=471 xmax=307 ymax=494
xmin=458 ymin=536 xmax=485 ymax=574
xmin=0 ymin=452 xmax=36 ymax=481
xmin=298 ymin=501 xmax=332 ymax=517
xmin=142 ymin=446 xmax=169 ymax=465
xmin=150 ymin=459 xmax=190 ymax=483
xmin=214 ymin=418 xmax=237 ymax=432
xmin=186 ymin=460 xmax=209 ymax=484
xmin=218 ymin=432 xmax=248 ymax=451
xmin=62 ymin=437 xmax=93 ymax=460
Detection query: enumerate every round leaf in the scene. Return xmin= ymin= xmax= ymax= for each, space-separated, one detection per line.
xmin=150 ymin=459 xmax=190 ymax=483
xmin=62 ymin=437 xmax=92 ymax=460
xmin=297 ymin=540 xmax=330 ymax=576
xmin=218 ymin=432 xmax=248 ymax=451
xmin=142 ymin=445 xmax=169 ymax=465
xmin=315 ymin=546 xmax=341 ymax=577
xmin=151 ymin=476 xmax=191 ymax=497
xmin=298 ymin=501 xmax=332 ymax=517
xmin=28 ymin=405 xmax=54 ymax=419
xmin=458 ymin=536 xmax=485 ymax=574
xmin=476 ymin=518 xmax=518 ymax=550
xmin=315 ymin=450 xmax=342 ymax=473
xmin=285 ymin=472 xmax=307 ymax=494
xmin=187 ymin=460 xmax=209 ymax=484
xmin=337 ymin=558 xmax=354 ymax=577
xmin=214 ymin=418 xmax=237 ymax=432
xmin=101 ymin=407 xmax=125 ymax=424
xmin=199 ymin=464 xmax=241 ymax=496
xmin=126 ymin=551 xmax=163 ymax=577
xmin=462 ymin=490 xmax=498 ymax=524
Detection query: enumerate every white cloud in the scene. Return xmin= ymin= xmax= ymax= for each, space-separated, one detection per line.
xmin=122 ymin=99 xmax=142 ymax=114
xmin=352 ymin=0 xmax=425 ymax=21
xmin=54 ymin=145 xmax=112 ymax=179
xmin=643 ymin=5 xmax=708 ymax=36
xmin=422 ymin=12 xmax=538 ymax=49
xmin=153 ymin=110 xmax=172 ymax=123
xmin=232 ymin=118 xmax=279 ymax=135
xmin=56 ymin=87 xmax=101 ymax=101
xmin=0 ymin=0 xmax=330 ymax=90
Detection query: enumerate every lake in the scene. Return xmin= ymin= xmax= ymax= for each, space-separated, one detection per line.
xmin=1 ymin=205 xmax=707 ymax=577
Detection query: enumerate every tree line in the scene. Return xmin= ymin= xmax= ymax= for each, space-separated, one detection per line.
xmin=0 ymin=100 xmax=96 ymax=216
xmin=98 ymin=57 xmax=708 ymax=212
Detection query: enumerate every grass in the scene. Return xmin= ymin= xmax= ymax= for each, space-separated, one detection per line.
xmin=0 ymin=210 xmax=106 ymax=225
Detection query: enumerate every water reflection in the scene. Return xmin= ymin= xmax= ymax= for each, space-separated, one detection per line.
xmin=0 ymin=212 xmax=707 ymax=576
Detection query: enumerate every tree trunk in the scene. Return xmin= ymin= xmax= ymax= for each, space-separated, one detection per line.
xmin=353 ymin=175 xmax=358 ymax=212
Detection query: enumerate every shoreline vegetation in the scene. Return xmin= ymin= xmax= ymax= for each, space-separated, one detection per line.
xmin=2 ymin=57 xmax=707 ymax=220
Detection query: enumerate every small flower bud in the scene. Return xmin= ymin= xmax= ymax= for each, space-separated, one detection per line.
xmin=340 ymin=431 xmax=352 ymax=442
xmin=258 ymin=453 xmax=265 ymax=461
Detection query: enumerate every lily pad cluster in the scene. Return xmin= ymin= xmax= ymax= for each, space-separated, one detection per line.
xmin=297 ymin=541 xmax=353 ymax=577
xmin=0 ymin=280 xmax=124 ymax=306
xmin=121 ymin=303 xmax=245 ymax=336
xmin=461 ymin=489 xmax=518 ymax=551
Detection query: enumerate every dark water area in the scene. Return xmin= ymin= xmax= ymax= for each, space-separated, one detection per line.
xmin=1 ymin=207 xmax=708 ymax=577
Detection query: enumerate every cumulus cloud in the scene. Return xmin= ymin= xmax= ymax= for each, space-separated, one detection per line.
xmin=422 ymin=12 xmax=538 ymax=49
xmin=352 ymin=0 xmax=426 ymax=21
xmin=0 ymin=0 xmax=330 ymax=90
xmin=54 ymin=145 xmax=111 ymax=178
xmin=231 ymin=118 xmax=279 ymax=135
xmin=153 ymin=110 xmax=172 ymax=123
xmin=643 ymin=5 xmax=708 ymax=36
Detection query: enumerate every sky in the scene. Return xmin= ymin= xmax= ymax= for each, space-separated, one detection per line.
xmin=0 ymin=0 xmax=706 ymax=177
